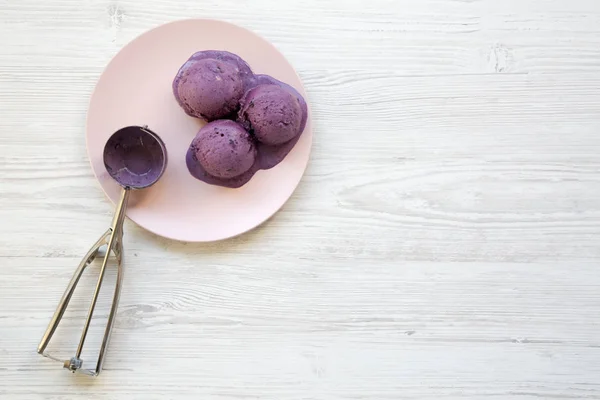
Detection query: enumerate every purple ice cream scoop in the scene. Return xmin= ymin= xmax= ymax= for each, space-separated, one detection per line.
xmin=240 ymin=74 xmax=308 ymax=170
xmin=238 ymin=84 xmax=302 ymax=146
xmin=187 ymin=50 xmax=254 ymax=84
xmin=186 ymin=74 xmax=308 ymax=189
xmin=172 ymin=51 xmax=254 ymax=121
xmin=175 ymin=49 xmax=308 ymax=189
xmin=187 ymin=120 xmax=257 ymax=187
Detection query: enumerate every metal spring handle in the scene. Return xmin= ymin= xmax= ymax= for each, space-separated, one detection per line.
xmin=37 ymin=188 xmax=129 ymax=376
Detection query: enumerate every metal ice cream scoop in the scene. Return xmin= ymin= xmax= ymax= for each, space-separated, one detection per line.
xmin=37 ymin=125 xmax=167 ymax=376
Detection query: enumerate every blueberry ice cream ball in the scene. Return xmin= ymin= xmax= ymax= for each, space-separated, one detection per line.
xmin=173 ymin=58 xmax=245 ymax=121
xmin=189 ymin=120 xmax=256 ymax=179
xmin=238 ymin=84 xmax=303 ymax=145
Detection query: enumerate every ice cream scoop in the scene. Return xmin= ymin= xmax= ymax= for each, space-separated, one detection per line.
xmin=104 ymin=126 xmax=168 ymax=187
xmin=238 ymin=84 xmax=303 ymax=146
xmin=187 ymin=120 xmax=257 ymax=187
xmin=173 ymin=50 xmax=254 ymax=121
xmin=38 ymin=125 xmax=167 ymax=376
xmin=174 ymin=49 xmax=308 ymax=188
xmin=241 ymin=74 xmax=308 ymax=170
xmin=185 ymin=74 xmax=308 ymax=188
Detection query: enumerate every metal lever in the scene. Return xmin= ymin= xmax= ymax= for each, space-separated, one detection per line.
xmin=38 ymin=188 xmax=129 ymax=376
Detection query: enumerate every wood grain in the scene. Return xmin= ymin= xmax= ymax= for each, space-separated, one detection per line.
xmin=1 ymin=0 xmax=600 ymax=398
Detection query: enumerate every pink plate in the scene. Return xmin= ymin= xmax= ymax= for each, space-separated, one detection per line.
xmin=86 ymin=19 xmax=312 ymax=242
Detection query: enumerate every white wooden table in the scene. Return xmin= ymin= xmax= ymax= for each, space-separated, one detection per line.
xmin=2 ymin=0 xmax=600 ymax=398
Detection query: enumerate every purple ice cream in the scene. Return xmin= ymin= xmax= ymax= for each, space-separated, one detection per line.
xmin=185 ymin=74 xmax=308 ymax=188
xmin=240 ymin=74 xmax=308 ymax=170
xmin=175 ymin=50 xmax=308 ymax=188
xmin=238 ymin=84 xmax=303 ymax=145
xmin=187 ymin=120 xmax=257 ymax=187
xmin=173 ymin=51 xmax=254 ymax=121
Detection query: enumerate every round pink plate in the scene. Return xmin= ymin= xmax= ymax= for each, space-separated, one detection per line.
xmin=86 ymin=19 xmax=312 ymax=242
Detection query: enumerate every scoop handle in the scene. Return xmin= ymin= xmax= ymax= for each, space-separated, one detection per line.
xmin=75 ymin=187 xmax=129 ymax=367
xmin=37 ymin=187 xmax=129 ymax=376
